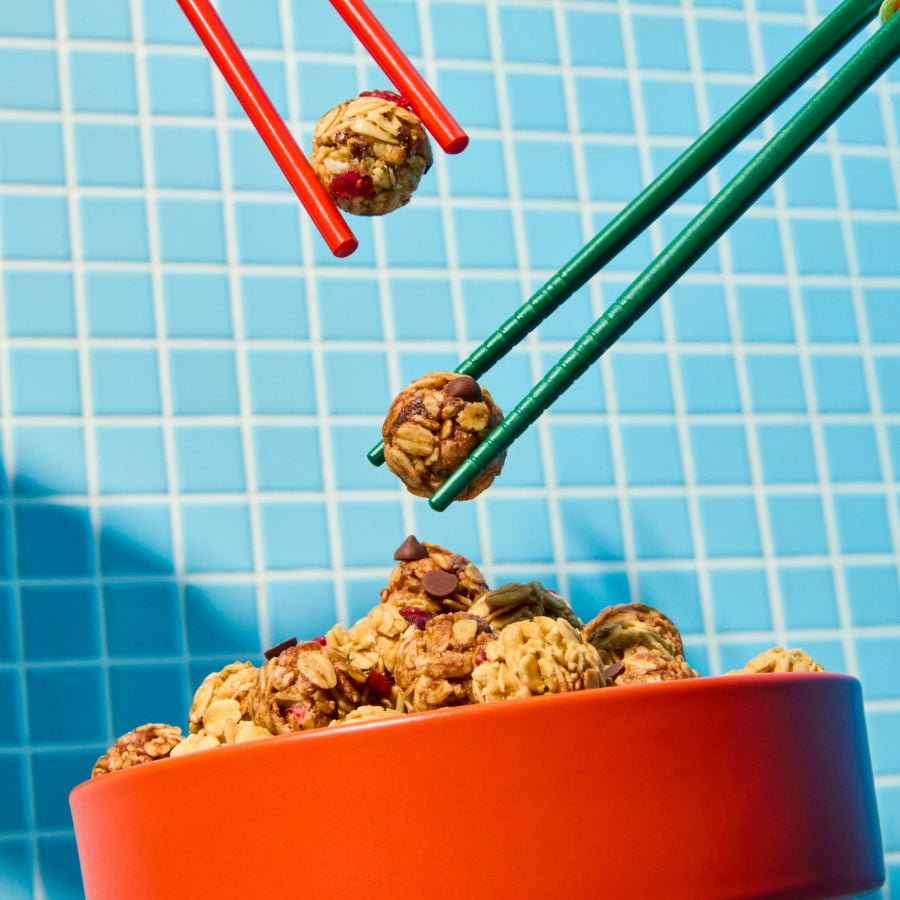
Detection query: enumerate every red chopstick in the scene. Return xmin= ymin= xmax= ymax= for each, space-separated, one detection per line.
xmin=329 ymin=0 xmax=469 ymax=154
xmin=176 ymin=0 xmax=358 ymax=258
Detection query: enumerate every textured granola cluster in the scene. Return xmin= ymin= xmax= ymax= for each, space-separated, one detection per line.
xmin=382 ymin=373 xmax=506 ymax=501
xmin=310 ymin=90 xmax=433 ymax=216
xmin=379 ymin=534 xmax=490 ymax=614
xmin=91 ymin=724 xmax=185 ymax=777
xmin=580 ymin=601 xmax=700 ymax=686
xmin=727 ymin=646 xmax=825 ymax=675
xmin=472 ymin=616 xmax=605 ymax=703
xmin=394 ymin=612 xmax=497 ymax=710
xmin=469 ymin=581 xmax=584 ymax=632
xmin=90 ymin=535 xmax=828 ymax=779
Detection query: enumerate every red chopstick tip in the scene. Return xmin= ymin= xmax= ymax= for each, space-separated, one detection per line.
xmin=331 ymin=236 xmax=359 ymax=258
xmin=443 ymin=133 xmax=469 ymax=155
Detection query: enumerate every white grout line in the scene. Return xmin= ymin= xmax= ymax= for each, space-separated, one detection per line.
xmin=660 ymin=0 xmax=723 ymax=674
xmin=288 ymin=0 xmax=351 ymax=630
xmin=126 ymin=0 xmax=193 ymax=705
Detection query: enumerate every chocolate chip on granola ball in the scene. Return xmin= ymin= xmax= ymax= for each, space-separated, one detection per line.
xmin=264 ymin=636 xmax=298 ymax=660
xmin=393 ymin=534 xmax=428 ymax=561
xmin=422 ymin=569 xmax=459 ymax=600
xmin=604 ymin=661 xmax=625 ymax=682
xmin=445 ymin=374 xmax=483 ymax=402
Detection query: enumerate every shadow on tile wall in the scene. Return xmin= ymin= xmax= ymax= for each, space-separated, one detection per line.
xmin=1 ymin=473 xmax=273 ymax=900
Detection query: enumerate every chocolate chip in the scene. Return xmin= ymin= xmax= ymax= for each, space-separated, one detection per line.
xmin=604 ymin=661 xmax=625 ymax=682
xmin=422 ymin=569 xmax=459 ymax=599
xmin=264 ymin=636 xmax=298 ymax=660
xmin=445 ymin=375 xmax=483 ymax=402
xmin=394 ymin=535 xmax=428 ymax=561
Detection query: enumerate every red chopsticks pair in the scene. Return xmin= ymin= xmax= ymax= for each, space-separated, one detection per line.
xmin=176 ymin=0 xmax=469 ymax=258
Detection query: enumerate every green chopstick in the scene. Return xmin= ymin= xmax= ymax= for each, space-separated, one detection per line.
xmin=428 ymin=11 xmax=900 ymax=511
xmin=367 ymin=0 xmax=882 ymax=469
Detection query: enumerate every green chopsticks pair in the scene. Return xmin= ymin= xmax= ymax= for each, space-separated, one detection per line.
xmin=368 ymin=0 xmax=900 ymax=511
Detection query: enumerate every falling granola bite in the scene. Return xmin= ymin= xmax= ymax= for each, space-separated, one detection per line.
xmin=250 ymin=640 xmax=374 ymax=734
xmin=393 ymin=612 xmax=496 ymax=711
xmin=382 ymin=373 xmax=506 ymax=501
xmin=728 ymin=646 xmax=825 ymax=674
xmin=380 ymin=535 xmax=490 ymax=615
xmin=472 ymin=616 xmax=605 ymax=703
xmin=310 ymin=89 xmax=433 ymax=216
xmin=91 ymin=723 xmax=184 ymax=778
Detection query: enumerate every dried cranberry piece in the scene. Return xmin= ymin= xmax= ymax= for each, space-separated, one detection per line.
xmin=311 ymin=635 xmax=327 ymax=646
xmin=474 ymin=646 xmax=488 ymax=665
xmin=359 ymin=89 xmax=411 ymax=109
xmin=400 ymin=606 xmax=433 ymax=630
xmin=329 ymin=170 xmax=374 ymax=199
xmin=286 ymin=704 xmax=310 ymax=727
xmin=366 ymin=669 xmax=394 ymax=697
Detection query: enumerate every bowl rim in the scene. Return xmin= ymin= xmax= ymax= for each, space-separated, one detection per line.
xmin=70 ymin=670 xmax=858 ymax=798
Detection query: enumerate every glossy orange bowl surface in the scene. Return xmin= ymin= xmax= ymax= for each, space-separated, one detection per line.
xmin=70 ymin=672 xmax=884 ymax=900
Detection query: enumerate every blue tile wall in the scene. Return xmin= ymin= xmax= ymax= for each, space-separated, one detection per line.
xmin=1 ymin=0 xmax=899 ymax=897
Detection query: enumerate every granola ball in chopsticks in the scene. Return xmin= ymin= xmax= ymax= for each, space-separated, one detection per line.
xmin=472 ymin=616 xmax=607 ymax=703
xmin=380 ymin=534 xmax=491 ymax=616
xmin=382 ymin=373 xmax=506 ymax=501
xmin=310 ymin=89 xmax=433 ymax=216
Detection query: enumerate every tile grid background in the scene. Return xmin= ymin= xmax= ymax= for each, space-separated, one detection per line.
xmin=0 ymin=0 xmax=899 ymax=896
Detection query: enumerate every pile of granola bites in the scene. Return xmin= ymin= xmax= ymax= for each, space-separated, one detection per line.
xmin=91 ymin=534 xmax=824 ymax=778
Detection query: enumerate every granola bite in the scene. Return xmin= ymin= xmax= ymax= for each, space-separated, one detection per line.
xmin=393 ymin=612 xmax=497 ymax=711
xmin=250 ymin=641 xmax=372 ymax=734
xmin=605 ymin=650 xmax=700 ymax=686
xmin=582 ymin=602 xmax=684 ymax=666
xmin=188 ymin=661 xmax=258 ymax=735
xmin=382 ymin=373 xmax=506 ymax=501
xmin=326 ymin=602 xmax=415 ymax=675
xmin=728 ymin=646 xmax=826 ymax=674
xmin=469 ymin=581 xmax=584 ymax=632
xmin=472 ymin=616 xmax=605 ymax=703
xmin=380 ymin=535 xmax=490 ymax=616
xmin=330 ymin=705 xmax=405 ymax=726
xmin=310 ymin=89 xmax=433 ymax=216
xmin=91 ymin=723 xmax=184 ymax=778
xmin=169 ymin=732 xmax=221 ymax=757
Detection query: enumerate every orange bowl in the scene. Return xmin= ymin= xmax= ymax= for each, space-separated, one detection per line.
xmin=70 ymin=672 xmax=883 ymax=900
